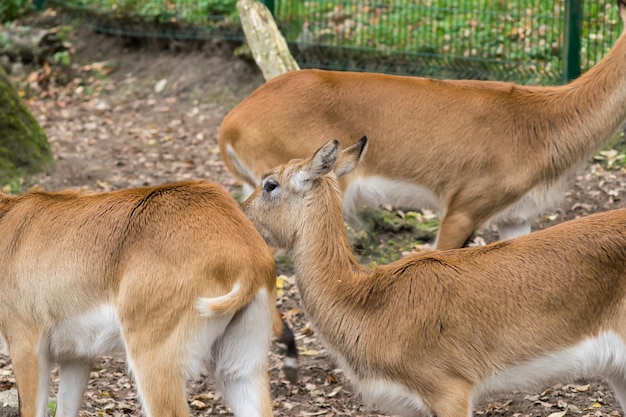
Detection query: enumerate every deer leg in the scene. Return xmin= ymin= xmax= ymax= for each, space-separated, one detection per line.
xmin=125 ymin=345 xmax=190 ymax=417
xmin=435 ymin=210 xmax=478 ymax=250
xmin=56 ymin=359 xmax=92 ymax=417
xmin=214 ymin=290 xmax=274 ymax=417
xmin=608 ymin=374 xmax=626 ymax=413
xmin=497 ymin=220 xmax=531 ymax=241
xmin=8 ymin=333 xmax=50 ymax=417
xmin=219 ymin=372 xmax=273 ymax=417
xmin=431 ymin=380 xmax=474 ymax=417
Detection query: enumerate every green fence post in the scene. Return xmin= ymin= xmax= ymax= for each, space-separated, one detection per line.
xmin=262 ymin=0 xmax=275 ymax=16
xmin=563 ymin=0 xmax=582 ymax=82
xmin=33 ymin=0 xmax=46 ymax=10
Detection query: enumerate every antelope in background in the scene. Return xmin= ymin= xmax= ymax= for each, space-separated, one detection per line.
xmin=221 ymin=0 xmax=626 ymax=250
xmin=0 ymin=180 xmax=280 ymax=417
xmin=242 ymin=136 xmax=626 ymax=417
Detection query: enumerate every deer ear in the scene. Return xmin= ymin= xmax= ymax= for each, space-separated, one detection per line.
xmin=309 ymin=139 xmax=341 ymax=177
xmin=295 ymin=140 xmax=340 ymax=187
xmin=335 ymin=136 xmax=368 ymax=177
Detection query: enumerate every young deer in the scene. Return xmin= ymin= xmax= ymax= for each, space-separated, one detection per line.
xmin=221 ymin=1 xmax=626 ymax=250
xmin=0 ymin=180 xmax=281 ymax=417
xmin=242 ymin=136 xmax=626 ymax=417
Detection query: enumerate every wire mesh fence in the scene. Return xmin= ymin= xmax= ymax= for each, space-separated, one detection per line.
xmin=274 ymin=0 xmax=621 ymax=84
xmin=48 ymin=0 xmax=622 ymax=85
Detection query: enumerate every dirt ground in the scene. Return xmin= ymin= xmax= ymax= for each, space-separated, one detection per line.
xmin=2 ymin=18 xmax=626 ymax=417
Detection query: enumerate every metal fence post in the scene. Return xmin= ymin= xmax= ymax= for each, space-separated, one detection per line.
xmin=261 ymin=0 xmax=275 ymax=16
xmin=563 ymin=0 xmax=582 ymax=82
xmin=33 ymin=0 xmax=46 ymax=10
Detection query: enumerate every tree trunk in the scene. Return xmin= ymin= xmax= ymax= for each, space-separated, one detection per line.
xmin=237 ymin=0 xmax=299 ymax=81
xmin=0 ymin=65 xmax=53 ymax=184
xmin=0 ymin=25 xmax=66 ymax=64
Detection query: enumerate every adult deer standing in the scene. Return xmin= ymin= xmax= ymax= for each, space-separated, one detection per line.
xmin=221 ymin=1 xmax=626 ymax=250
xmin=242 ymin=136 xmax=626 ymax=417
xmin=0 ymin=180 xmax=278 ymax=417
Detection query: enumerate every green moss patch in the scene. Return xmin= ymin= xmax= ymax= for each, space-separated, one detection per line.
xmin=0 ymin=66 xmax=53 ymax=185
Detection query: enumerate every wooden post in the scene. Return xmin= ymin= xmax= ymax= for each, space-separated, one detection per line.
xmin=237 ymin=0 xmax=300 ymax=81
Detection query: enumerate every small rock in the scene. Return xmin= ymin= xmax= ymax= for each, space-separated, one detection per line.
xmin=190 ymin=399 xmax=208 ymax=410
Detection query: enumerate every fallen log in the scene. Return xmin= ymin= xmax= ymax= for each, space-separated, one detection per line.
xmin=0 ymin=24 xmax=67 ymax=64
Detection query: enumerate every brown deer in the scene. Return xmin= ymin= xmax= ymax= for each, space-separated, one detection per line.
xmin=242 ymin=136 xmax=626 ymax=417
xmin=221 ymin=0 xmax=626 ymax=250
xmin=0 ymin=180 xmax=282 ymax=417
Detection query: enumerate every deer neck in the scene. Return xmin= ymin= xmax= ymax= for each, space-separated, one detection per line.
xmin=545 ymin=27 xmax=626 ymax=170
xmin=289 ymin=178 xmax=367 ymax=329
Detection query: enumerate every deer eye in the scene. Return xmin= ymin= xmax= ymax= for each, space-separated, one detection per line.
xmin=263 ymin=179 xmax=279 ymax=193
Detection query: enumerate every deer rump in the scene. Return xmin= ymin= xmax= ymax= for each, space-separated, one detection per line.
xmin=0 ymin=180 xmax=276 ymax=417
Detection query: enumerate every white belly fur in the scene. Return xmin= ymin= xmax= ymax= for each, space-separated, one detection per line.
xmin=49 ymin=304 xmax=124 ymax=361
xmin=334 ymin=332 xmax=626 ymax=417
xmin=342 ymin=176 xmax=441 ymax=216
xmin=47 ymin=302 xmax=237 ymax=370
xmin=342 ymin=175 xmax=568 ymax=228
xmin=476 ymin=331 xmax=626 ymax=398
